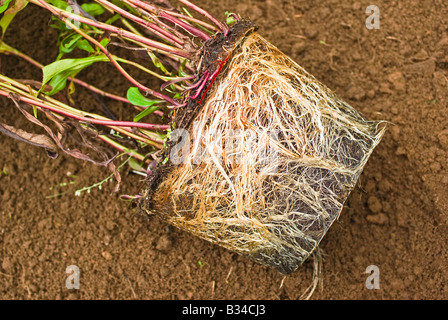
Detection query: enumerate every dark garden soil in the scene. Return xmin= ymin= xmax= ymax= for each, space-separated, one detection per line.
xmin=0 ymin=0 xmax=447 ymax=299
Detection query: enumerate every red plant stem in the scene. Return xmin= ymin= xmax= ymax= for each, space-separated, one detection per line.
xmin=125 ymin=0 xmax=211 ymax=40
xmin=40 ymin=3 xmax=180 ymax=106
xmin=145 ymin=14 xmax=195 ymax=47
xmin=31 ymin=0 xmax=189 ymax=58
xmin=70 ymin=79 xmax=165 ymax=117
xmin=184 ymin=74 xmax=208 ymax=90
xmin=161 ymin=75 xmax=195 ymax=91
xmin=3 ymin=46 xmax=165 ymax=117
xmin=95 ymin=0 xmax=184 ymax=47
xmin=76 ymin=29 xmax=178 ymax=105
xmin=229 ymin=13 xmax=240 ymax=21
xmin=121 ymin=0 xmax=195 ymax=47
xmin=190 ymin=71 xmax=210 ymax=99
xmin=50 ymin=109 xmax=164 ymax=148
xmin=177 ymin=0 xmax=226 ymax=33
xmin=158 ymin=11 xmax=210 ymax=40
xmin=0 ymin=90 xmax=169 ymax=130
xmin=168 ymin=11 xmax=218 ymax=33
xmin=198 ymin=54 xmax=231 ymax=103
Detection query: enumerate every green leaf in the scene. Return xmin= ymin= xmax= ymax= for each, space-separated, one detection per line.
xmin=59 ymin=33 xmax=84 ymax=54
xmin=42 ymin=55 xmax=109 ymax=86
xmin=225 ymin=11 xmax=237 ymax=25
xmin=42 ymin=55 xmax=109 ymax=95
xmin=105 ymin=13 xmax=121 ymax=25
xmin=99 ymin=37 xmax=110 ymax=47
xmin=178 ymin=59 xmax=189 ymax=77
xmin=46 ymin=70 xmax=72 ymax=96
xmin=126 ymin=87 xmax=163 ymax=107
xmin=47 ymin=0 xmax=68 ymax=10
xmin=128 ymin=157 xmax=144 ymax=171
xmin=0 ymin=13 xmax=15 ymax=37
xmin=76 ymin=39 xmax=94 ymax=53
xmin=0 ymin=0 xmax=28 ymax=37
xmin=133 ymin=105 xmax=161 ymax=122
xmin=81 ymin=3 xmax=105 ymax=16
xmin=147 ymin=51 xmax=168 ymax=74
xmin=0 ymin=0 xmax=13 ymax=14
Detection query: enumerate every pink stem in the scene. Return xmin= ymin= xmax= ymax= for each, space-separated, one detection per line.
xmin=183 ymin=72 xmax=209 ymax=90
xmin=122 ymin=0 xmax=194 ymax=44
xmin=159 ymin=11 xmax=210 ymax=40
xmin=5 ymin=47 xmax=166 ymax=117
xmin=168 ymin=11 xmax=218 ymax=32
xmin=0 ymin=90 xmax=169 ymax=131
xmin=95 ymin=0 xmax=184 ymax=47
xmin=33 ymin=0 xmax=189 ymax=58
xmin=125 ymin=0 xmax=211 ymax=40
xmin=177 ymin=0 xmax=226 ymax=33
xmin=161 ymin=75 xmax=195 ymax=91
xmin=37 ymin=0 xmax=179 ymax=106
xmin=190 ymin=71 xmax=210 ymax=99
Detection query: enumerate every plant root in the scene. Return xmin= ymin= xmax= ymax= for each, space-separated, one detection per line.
xmin=143 ymin=25 xmax=386 ymax=274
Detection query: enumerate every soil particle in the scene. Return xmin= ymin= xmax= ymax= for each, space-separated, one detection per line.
xmin=366 ymin=213 xmax=389 ymax=225
xmin=155 ymin=235 xmax=173 ymax=252
xmin=303 ymin=26 xmax=318 ymax=39
xmin=367 ymin=196 xmax=383 ymax=214
xmin=404 ymin=59 xmax=436 ymax=77
xmin=291 ymin=42 xmax=306 ymax=56
xmin=1 ymin=257 xmax=14 ymax=273
xmin=346 ymin=85 xmax=366 ymax=101
xmin=389 ymin=126 xmax=401 ymax=142
xmin=387 ymin=72 xmax=406 ymax=92
xmin=102 ymin=251 xmax=113 ymax=261
xmin=411 ymin=49 xmax=429 ymax=61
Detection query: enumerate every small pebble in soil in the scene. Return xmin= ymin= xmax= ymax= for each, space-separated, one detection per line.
xmin=102 ymin=251 xmax=112 ymax=261
xmin=1 ymin=257 xmax=13 ymax=273
xmin=291 ymin=42 xmax=306 ymax=56
xmin=304 ymin=26 xmax=318 ymax=39
xmin=395 ymin=146 xmax=407 ymax=156
xmin=346 ymin=85 xmax=366 ymax=101
xmin=389 ymin=126 xmax=401 ymax=141
xmin=368 ymin=196 xmax=382 ymax=214
xmin=159 ymin=266 xmax=170 ymax=278
xmin=388 ymin=72 xmax=406 ymax=92
xmin=156 ymin=235 xmax=173 ymax=252
xmin=366 ymin=213 xmax=389 ymax=225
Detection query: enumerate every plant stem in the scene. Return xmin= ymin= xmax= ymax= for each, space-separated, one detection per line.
xmin=30 ymin=0 xmax=190 ymax=58
xmin=95 ymin=0 xmax=185 ymax=47
xmin=0 ymin=88 xmax=169 ymax=130
xmin=123 ymin=0 xmax=211 ymax=40
xmin=0 ymin=42 xmax=167 ymax=116
xmin=177 ymin=0 xmax=226 ymax=34
xmin=172 ymin=10 xmax=218 ymax=33
xmin=48 ymin=105 xmax=165 ymax=147
xmin=0 ymin=76 xmax=170 ymax=132
xmin=43 ymin=4 xmax=180 ymax=106
xmin=97 ymin=135 xmax=150 ymax=162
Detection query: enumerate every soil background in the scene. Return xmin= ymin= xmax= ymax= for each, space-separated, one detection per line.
xmin=1 ymin=0 xmax=447 ymax=299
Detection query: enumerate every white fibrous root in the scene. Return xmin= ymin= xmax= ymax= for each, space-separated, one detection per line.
xmin=151 ymin=32 xmax=386 ymax=274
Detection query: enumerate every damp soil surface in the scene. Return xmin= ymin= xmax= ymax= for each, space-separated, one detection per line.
xmin=1 ymin=0 xmax=447 ymax=299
